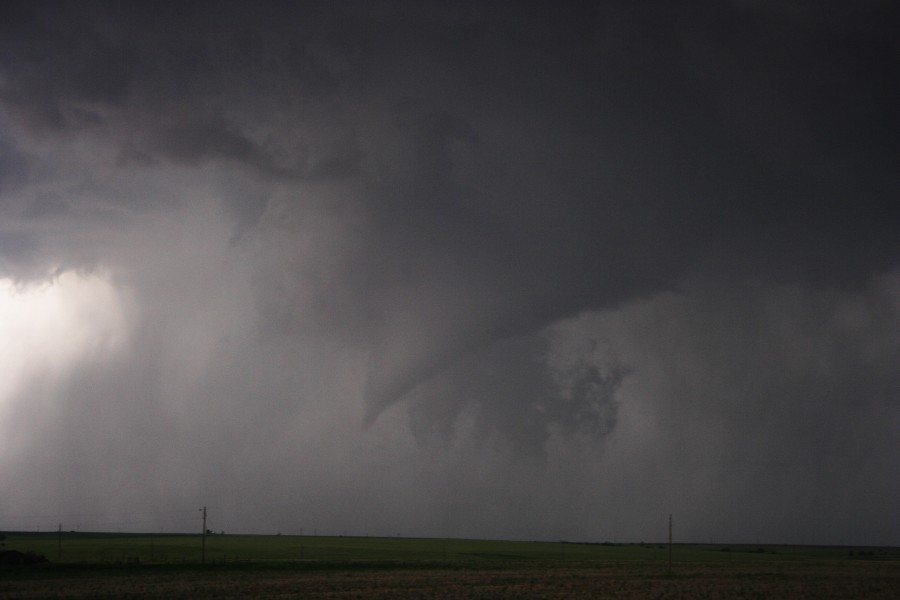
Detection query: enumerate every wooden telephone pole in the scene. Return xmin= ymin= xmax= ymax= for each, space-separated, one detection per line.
xmin=668 ymin=514 xmax=672 ymax=572
xmin=200 ymin=507 xmax=207 ymax=563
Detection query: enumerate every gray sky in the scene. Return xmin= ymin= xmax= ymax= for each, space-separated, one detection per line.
xmin=1 ymin=1 xmax=898 ymax=545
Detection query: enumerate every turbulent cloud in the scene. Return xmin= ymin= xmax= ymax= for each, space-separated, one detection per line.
xmin=0 ymin=1 xmax=897 ymax=544
xmin=407 ymin=331 xmax=629 ymax=458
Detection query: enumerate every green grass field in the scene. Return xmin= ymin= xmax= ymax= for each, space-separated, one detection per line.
xmin=2 ymin=532 xmax=898 ymax=599
xmin=4 ymin=531 xmax=897 ymax=564
xmin=3 ymin=532 xmax=674 ymax=563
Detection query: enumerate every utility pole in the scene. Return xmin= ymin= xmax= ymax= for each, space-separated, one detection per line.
xmin=200 ymin=507 xmax=207 ymax=564
xmin=57 ymin=523 xmax=62 ymax=562
xmin=668 ymin=514 xmax=672 ymax=572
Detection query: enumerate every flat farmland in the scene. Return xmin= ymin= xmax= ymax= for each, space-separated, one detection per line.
xmin=2 ymin=534 xmax=898 ymax=599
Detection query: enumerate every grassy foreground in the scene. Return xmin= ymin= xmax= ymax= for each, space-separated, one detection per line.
xmin=2 ymin=532 xmax=898 ymax=599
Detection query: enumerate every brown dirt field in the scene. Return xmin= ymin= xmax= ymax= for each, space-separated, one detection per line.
xmin=2 ymin=560 xmax=898 ymax=599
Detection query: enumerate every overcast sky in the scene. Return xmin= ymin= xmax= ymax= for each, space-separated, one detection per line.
xmin=1 ymin=1 xmax=898 ymax=545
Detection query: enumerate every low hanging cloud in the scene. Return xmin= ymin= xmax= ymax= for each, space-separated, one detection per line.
xmin=407 ymin=331 xmax=630 ymax=459
xmin=0 ymin=1 xmax=897 ymax=544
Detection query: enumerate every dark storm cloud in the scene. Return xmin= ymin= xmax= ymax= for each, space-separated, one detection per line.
xmin=341 ymin=0 xmax=900 ymax=419
xmin=121 ymin=114 xmax=273 ymax=173
xmin=0 ymin=1 xmax=898 ymax=544
xmin=0 ymin=1 xmax=139 ymax=131
xmin=3 ymin=0 xmax=898 ymax=370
